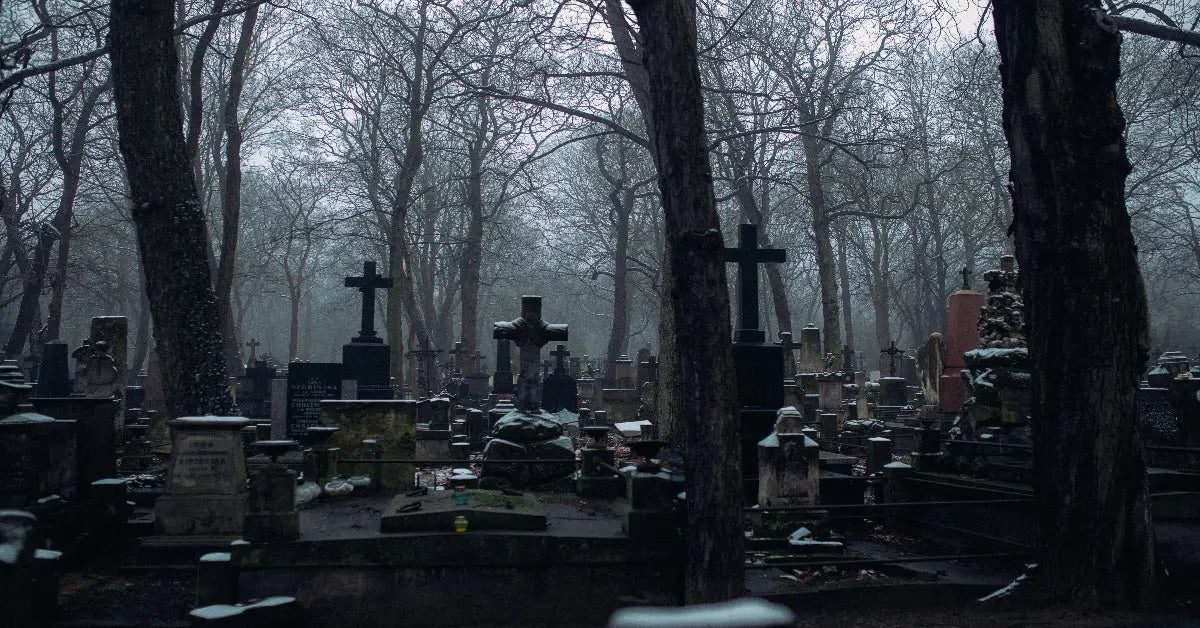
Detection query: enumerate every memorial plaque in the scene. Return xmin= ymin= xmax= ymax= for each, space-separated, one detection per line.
xmin=285 ymin=363 xmax=341 ymax=439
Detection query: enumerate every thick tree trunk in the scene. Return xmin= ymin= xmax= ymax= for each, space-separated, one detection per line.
xmin=215 ymin=4 xmax=259 ymax=378
xmin=626 ymin=0 xmax=743 ymax=603
xmin=802 ymin=134 xmax=842 ymax=358
xmin=110 ymin=0 xmax=233 ymax=417
xmin=605 ymin=187 xmax=632 ymax=376
xmin=993 ymin=0 xmax=1156 ymax=609
xmin=3 ymin=226 xmax=53 ymax=358
xmin=459 ymin=139 xmax=484 ymax=358
xmin=836 ymin=220 xmax=854 ymax=351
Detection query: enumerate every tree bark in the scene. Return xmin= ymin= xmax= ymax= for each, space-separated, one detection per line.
xmin=110 ymin=0 xmax=234 ymax=417
xmin=803 ymin=133 xmax=842 ymax=358
xmin=993 ymin=0 xmax=1156 ymax=609
xmin=215 ymin=3 xmax=259 ymax=378
xmin=626 ymin=0 xmax=743 ymax=603
xmin=459 ymin=107 xmax=485 ymax=359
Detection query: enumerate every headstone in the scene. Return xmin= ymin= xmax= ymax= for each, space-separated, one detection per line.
xmin=492 ymin=296 xmax=568 ymax=412
xmin=798 ymin=324 xmax=822 ymax=373
xmin=33 ymin=341 xmax=70 ymax=398
xmin=269 ymin=379 xmax=287 ymax=439
xmin=778 ymin=332 xmax=797 ymax=378
xmin=154 ymin=417 xmax=250 ymax=535
xmin=915 ymin=334 xmax=945 ymax=410
xmin=940 ymin=268 xmax=987 ymax=412
xmin=342 ymin=261 xmax=394 ymax=399
xmin=0 ymin=373 xmax=77 ymax=507
xmin=492 ymin=339 xmax=515 ymax=395
xmin=757 ymin=410 xmax=820 ymax=508
xmin=542 ymin=345 xmax=578 ymax=413
xmin=284 ymin=363 xmax=341 ymax=440
xmin=89 ymin=317 xmax=128 ymax=391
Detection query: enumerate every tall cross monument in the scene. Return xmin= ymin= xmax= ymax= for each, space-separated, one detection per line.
xmin=493 ymin=296 xmax=568 ymax=412
xmin=723 ymin=223 xmax=786 ymax=344
xmin=342 ymin=261 xmax=395 ymax=399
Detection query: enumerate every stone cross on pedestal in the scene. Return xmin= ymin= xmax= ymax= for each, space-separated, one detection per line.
xmin=449 ymin=341 xmax=470 ymax=375
xmin=345 ymin=261 xmax=393 ymax=343
xmin=960 ymin=267 xmax=973 ymax=291
xmin=551 ymin=345 xmax=570 ymax=375
xmin=493 ymin=296 xmax=568 ymax=412
xmin=880 ymin=341 xmax=906 ymax=377
xmin=246 ymin=338 xmax=261 ymax=362
xmin=723 ymin=223 xmax=786 ymax=344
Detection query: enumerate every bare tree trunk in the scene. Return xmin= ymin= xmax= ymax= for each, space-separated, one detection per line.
xmin=804 ymin=136 xmax=842 ymax=358
xmin=215 ymin=3 xmax=259 ymax=378
xmin=3 ymin=225 xmax=53 ymax=358
xmin=836 ymin=219 xmax=854 ymax=351
xmin=459 ymin=130 xmax=485 ymax=358
xmin=626 ymin=0 xmax=743 ymax=603
xmin=604 ymin=186 xmax=632 ymax=376
xmin=993 ymin=0 xmax=1155 ymax=609
xmin=110 ymin=0 xmax=233 ymax=417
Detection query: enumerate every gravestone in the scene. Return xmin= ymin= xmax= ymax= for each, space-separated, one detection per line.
xmin=285 ymin=363 xmax=341 ymax=440
xmin=779 ymin=331 xmax=797 ymax=379
xmin=483 ymin=296 xmax=574 ymax=488
xmin=757 ymin=407 xmax=819 ymax=508
xmin=723 ymin=224 xmax=787 ymax=498
xmin=154 ymin=417 xmax=250 ymax=535
xmin=0 ymin=372 xmax=77 ymax=507
xmin=90 ymin=317 xmax=128 ymax=394
xmin=940 ymin=269 xmax=987 ymax=412
xmin=798 ymin=324 xmax=822 ymax=374
xmin=492 ymin=339 xmax=515 ymax=395
xmin=34 ymin=341 xmax=71 ymax=398
xmin=915 ymin=334 xmax=945 ymax=411
xmin=342 ymin=261 xmax=394 ymax=400
xmin=542 ymin=345 xmax=578 ymax=413
xmin=238 ymin=356 xmax=276 ymax=420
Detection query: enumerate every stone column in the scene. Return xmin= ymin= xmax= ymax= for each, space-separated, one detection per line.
xmin=940 ymin=289 xmax=984 ymax=412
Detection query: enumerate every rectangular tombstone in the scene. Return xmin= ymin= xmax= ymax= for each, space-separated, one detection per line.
xmin=269 ymin=379 xmax=287 ymax=439
xmin=154 ymin=417 xmax=249 ymax=535
xmin=285 ymin=362 xmax=341 ymax=440
xmin=600 ymin=389 xmax=639 ymax=423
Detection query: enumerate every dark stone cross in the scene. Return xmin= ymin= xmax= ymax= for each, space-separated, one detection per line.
xmin=551 ymin=345 xmax=570 ymax=375
xmin=344 ymin=261 xmax=393 ymax=343
xmin=723 ymin=223 xmax=786 ymax=344
xmin=246 ymin=338 xmax=260 ymax=362
xmin=493 ymin=296 xmax=568 ymax=412
xmin=960 ymin=266 xmax=973 ymax=291
xmin=880 ymin=341 xmax=906 ymax=377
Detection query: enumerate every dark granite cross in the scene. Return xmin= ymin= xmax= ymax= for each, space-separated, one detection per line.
xmin=960 ymin=267 xmax=973 ymax=291
xmin=246 ymin=338 xmax=260 ymax=362
xmin=880 ymin=341 xmax=906 ymax=377
xmin=344 ymin=261 xmax=393 ymax=343
xmin=493 ymin=296 xmax=568 ymax=412
xmin=551 ymin=345 xmax=570 ymax=375
xmin=723 ymin=223 xmax=786 ymax=344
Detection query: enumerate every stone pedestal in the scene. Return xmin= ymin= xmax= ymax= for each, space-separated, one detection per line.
xmin=319 ymin=400 xmax=415 ymax=492
xmin=245 ymin=465 xmax=299 ymax=542
xmin=732 ymin=342 xmax=784 ymax=409
xmin=757 ymin=431 xmax=819 ymax=507
xmin=621 ymin=470 xmax=680 ymax=538
xmin=154 ymin=417 xmax=249 ymax=536
xmin=578 ymin=447 xmax=621 ymax=498
xmin=0 ymin=409 xmax=77 ymax=508
xmin=467 ymin=408 xmax=488 ymax=451
xmin=342 ymin=342 xmax=392 ymax=400
xmin=34 ymin=341 xmax=71 ymax=398
xmin=940 ymin=290 xmax=984 ymax=412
